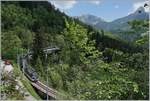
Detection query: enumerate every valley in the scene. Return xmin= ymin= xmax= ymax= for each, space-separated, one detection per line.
xmin=1 ymin=1 xmax=149 ymax=100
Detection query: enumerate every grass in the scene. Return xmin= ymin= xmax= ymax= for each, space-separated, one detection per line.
xmin=56 ymin=89 xmax=75 ymax=100
xmin=21 ymin=77 xmax=41 ymax=100
xmin=13 ymin=62 xmax=41 ymax=100
xmin=13 ymin=61 xmax=73 ymax=100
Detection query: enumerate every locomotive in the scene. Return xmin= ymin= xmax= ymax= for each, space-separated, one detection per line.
xmin=24 ymin=67 xmax=38 ymax=82
xmin=18 ymin=54 xmax=38 ymax=82
xmin=18 ymin=47 xmax=60 ymax=82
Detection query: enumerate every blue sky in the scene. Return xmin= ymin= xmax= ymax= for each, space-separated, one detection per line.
xmin=48 ymin=0 xmax=149 ymax=22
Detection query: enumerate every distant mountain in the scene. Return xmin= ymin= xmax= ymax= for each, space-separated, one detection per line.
xmin=77 ymin=7 xmax=149 ymax=33
xmin=76 ymin=14 xmax=107 ymax=26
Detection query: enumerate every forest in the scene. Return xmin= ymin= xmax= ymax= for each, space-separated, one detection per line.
xmin=1 ymin=1 xmax=149 ymax=100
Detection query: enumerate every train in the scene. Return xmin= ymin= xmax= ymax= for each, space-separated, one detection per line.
xmin=18 ymin=47 xmax=60 ymax=82
xmin=24 ymin=67 xmax=38 ymax=82
xmin=18 ymin=54 xmax=38 ymax=82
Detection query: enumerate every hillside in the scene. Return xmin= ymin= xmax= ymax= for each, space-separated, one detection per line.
xmin=1 ymin=1 xmax=149 ymax=100
xmin=76 ymin=14 xmax=107 ymax=26
xmin=77 ymin=7 xmax=149 ymax=42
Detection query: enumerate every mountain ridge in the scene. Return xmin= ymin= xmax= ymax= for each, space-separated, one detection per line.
xmin=76 ymin=6 xmax=149 ymax=32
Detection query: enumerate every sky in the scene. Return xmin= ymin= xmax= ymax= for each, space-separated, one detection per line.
xmin=48 ymin=0 xmax=149 ymax=22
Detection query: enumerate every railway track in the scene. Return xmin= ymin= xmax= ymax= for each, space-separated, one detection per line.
xmin=19 ymin=53 xmax=59 ymax=99
xmin=31 ymin=81 xmax=57 ymax=99
xmin=36 ymin=81 xmax=57 ymax=95
xmin=18 ymin=47 xmax=61 ymax=99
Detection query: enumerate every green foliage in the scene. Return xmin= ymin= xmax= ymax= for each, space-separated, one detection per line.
xmin=135 ymin=32 xmax=149 ymax=46
xmin=48 ymin=67 xmax=63 ymax=89
xmin=1 ymin=84 xmax=25 ymax=100
xmin=1 ymin=1 xmax=148 ymax=100
xmin=13 ymin=63 xmax=42 ymax=100
xmin=128 ymin=20 xmax=149 ymax=31
xmin=2 ymin=4 xmax=33 ymax=30
xmin=13 ymin=26 xmax=35 ymax=48
xmin=63 ymin=19 xmax=100 ymax=64
xmin=35 ymin=57 xmax=44 ymax=77
xmin=122 ymin=52 xmax=148 ymax=69
xmin=64 ymin=60 xmax=141 ymax=100
xmin=21 ymin=78 xmax=42 ymax=100
xmin=1 ymin=63 xmax=24 ymax=100
xmin=1 ymin=31 xmax=23 ymax=60
xmin=116 ymin=20 xmax=149 ymax=44
xmin=32 ymin=30 xmax=50 ymax=65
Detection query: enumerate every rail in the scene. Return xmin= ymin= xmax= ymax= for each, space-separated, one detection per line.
xmin=18 ymin=49 xmax=63 ymax=99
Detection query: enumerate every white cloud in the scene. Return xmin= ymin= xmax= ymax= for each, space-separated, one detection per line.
xmin=48 ymin=0 xmax=101 ymax=11
xmin=48 ymin=0 xmax=77 ymax=10
xmin=88 ymin=0 xmax=101 ymax=5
